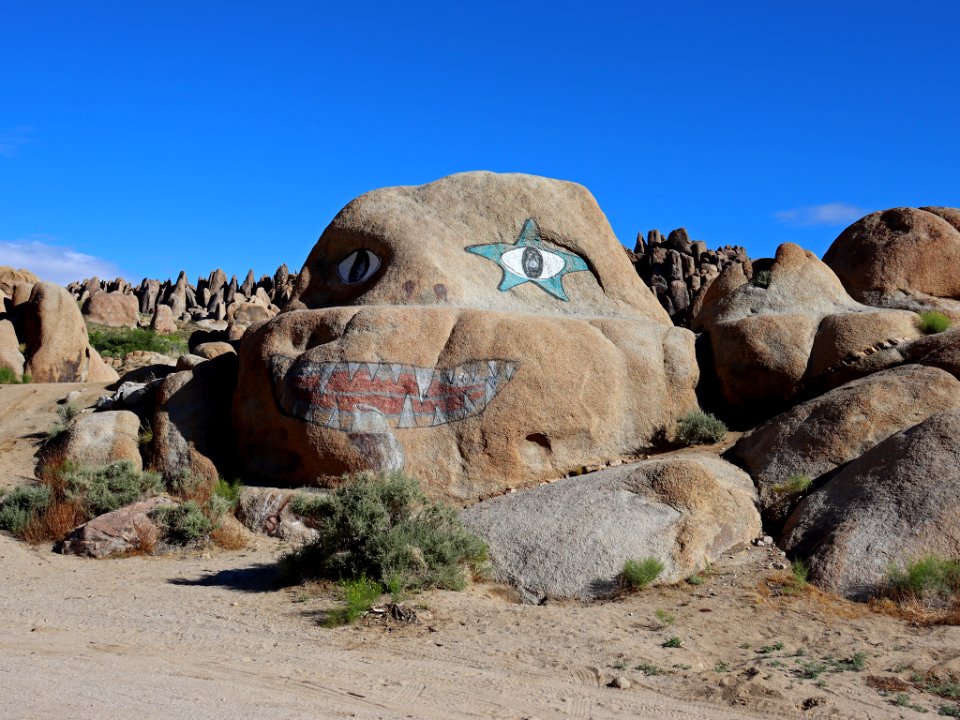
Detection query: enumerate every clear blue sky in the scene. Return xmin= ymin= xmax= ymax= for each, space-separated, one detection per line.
xmin=1 ymin=1 xmax=958 ymax=285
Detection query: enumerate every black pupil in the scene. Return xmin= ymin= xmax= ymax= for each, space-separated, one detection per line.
xmin=348 ymin=250 xmax=370 ymax=283
xmin=521 ymin=247 xmax=543 ymax=278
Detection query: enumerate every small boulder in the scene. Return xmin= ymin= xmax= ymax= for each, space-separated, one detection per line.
xmin=150 ymin=304 xmax=178 ymax=335
xmin=58 ymin=410 xmax=144 ymax=471
xmin=193 ymin=341 xmax=235 ymax=360
xmin=461 ymin=454 xmax=760 ymax=603
xmin=82 ymin=291 xmax=139 ymax=328
xmin=57 ymin=496 xmax=176 ymax=558
xmin=781 ymin=409 xmax=960 ymax=600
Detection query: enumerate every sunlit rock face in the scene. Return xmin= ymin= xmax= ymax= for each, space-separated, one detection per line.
xmin=233 ymin=172 xmax=699 ymax=502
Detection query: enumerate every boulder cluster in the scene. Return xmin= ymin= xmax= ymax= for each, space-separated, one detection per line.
xmin=627 ymin=227 xmax=752 ymax=327
xmin=5 ymin=173 xmax=960 ymax=608
xmin=0 ymin=268 xmax=118 ymax=383
xmin=69 ymin=265 xmax=299 ymax=340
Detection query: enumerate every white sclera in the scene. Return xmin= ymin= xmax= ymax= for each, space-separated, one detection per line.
xmin=337 ymin=249 xmax=382 ymax=284
xmin=501 ymin=247 xmax=565 ymax=279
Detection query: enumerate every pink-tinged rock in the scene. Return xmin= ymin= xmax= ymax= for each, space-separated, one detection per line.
xmin=57 ymin=496 xmax=176 ymax=558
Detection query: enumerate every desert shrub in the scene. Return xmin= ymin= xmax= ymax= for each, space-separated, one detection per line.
xmin=675 ymin=410 xmax=727 ymax=445
xmin=288 ymin=491 xmax=332 ymax=519
xmin=280 ymin=472 xmax=487 ymax=593
xmin=88 ymin=326 xmax=187 ymax=358
xmin=0 ymin=367 xmax=29 ymax=384
xmin=213 ymin=477 xmax=243 ymax=509
xmin=325 ymin=576 xmax=383 ymax=626
xmin=887 ymin=555 xmax=960 ymax=603
xmin=774 ymin=473 xmax=812 ymax=495
xmin=170 ymin=470 xmax=215 ymax=505
xmin=153 ymin=500 xmax=216 ymax=544
xmin=0 ymin=485 xmax=52 ymax=535
xmin=64 ymin=461 xmax=164 ymax=517
xmin=918 ymin=311 xmax=952 ymax=335
xmin=620 ymin=557 xmax=665 ymax=590
xmin=751 ymin=269 xmax=772 ymax=288
xmin=792 ymin=559 xmax=810 ymax=586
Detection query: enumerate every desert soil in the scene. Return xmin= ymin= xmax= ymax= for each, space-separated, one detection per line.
xmin=2 ymin=383 xmax=959 ymax=719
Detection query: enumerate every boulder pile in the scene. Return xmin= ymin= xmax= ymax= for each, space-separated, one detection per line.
xmin=628 ymin=228 xmax=752 ymax=327
xmin=68 ymin=264 xmax=299 ymax=339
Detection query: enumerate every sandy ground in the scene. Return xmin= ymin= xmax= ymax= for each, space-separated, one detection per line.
xmin=2 ymin=384 xmax=960 ymax=719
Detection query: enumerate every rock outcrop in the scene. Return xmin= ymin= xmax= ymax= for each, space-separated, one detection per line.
xmin=693 ymin=243 xmax=921 ymax=420
xmin=629 ymin=228 xmax=751 ymax=327
xmin=82 ymin=291 xmax=139 ymax=328
xmin=823 ymin=207 xmax=960 ymax=319
xmin=57 ymin=496 xmax=175 ymax=558
xmin=57 ymin=410 xmax=144 ymax=471
xmin=22 ymin=282 xmax=94 ymax=382
xmin=728 ymin=364 xmax=960 ymax=526
xmin=461 ymin=455 xmax=760 ymax=603
xmin=235 ymin=171 xmax=699 ymax=500
xmin=781 ymin=409 xmax=960 ymax=600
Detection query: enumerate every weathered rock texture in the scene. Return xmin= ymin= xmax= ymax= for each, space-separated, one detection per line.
xmin=728 ymin=365 xmax=960 ymax=526
xmin=0 ymin=267 xmax=39 ymax=297
xmin=22 ymin=282 xmax=93 ymax=382
xmin=57 ymin=410 xmax=144 ymax=471
xmin=82 ymin=291 xmax=139 ymax=328
xmin=628 ymin=228 xmax=752 ymax=327
xmin=0 ymin=319 xmax=25 ymax=378
xmin=234 ymin=172 xmax=699 ymax=501
xmin=57 ymin=496 xmax=175 ymax=558
xmin=823 ymin=207 xmax=960 ymax=319
xmin=461 ymin=455 xmax=760 ymax=603
xmin=693 ymin=243 xmax=922 ymax=420
xmin=782 ymin=409 xmax=960 ymax=600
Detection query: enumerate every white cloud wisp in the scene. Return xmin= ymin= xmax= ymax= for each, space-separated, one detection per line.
xmin=774 ymin=202 xmax=868 ymax=228
xmin=0 ymin=239 xmax=123 ymax=286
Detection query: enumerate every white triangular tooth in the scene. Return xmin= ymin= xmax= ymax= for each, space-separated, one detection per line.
xmin=398 ymin=395 xmax=417 ymax=429
xmin=347 ymin=362 xmax=362 ymax=381
xmin=432 ymin=406 xmax=447 ymax=426
xmin=315 ymin=363 xmax=336 ymax=390
xmin=486 ymin=378 xmax=499 ymax=403
xmin=505 ymin=362 xmax=518 ymax=380
xmin=487 ymin=360 xmax=499 ymax=378
xmin=414 ymin=367 xmax=433 ymax=401
xmin=463 ymin=394 xmax=478 ymax=415
xmin=367 ymin=362 xmax=381 ymax=380
xmin=325 ymin=403 xmax=340 ymax=430
xmin=390 ymin=363 xmax=404 ymax=383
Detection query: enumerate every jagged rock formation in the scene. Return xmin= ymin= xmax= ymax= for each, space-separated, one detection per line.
xmin=67 ymin=264 xmax=298 ymax=334
xmin=628 ymin=228 xmax=752 ymax=327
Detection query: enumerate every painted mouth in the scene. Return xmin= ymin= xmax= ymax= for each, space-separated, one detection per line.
xmin=270 ymin=356 xmax=518 ymax=431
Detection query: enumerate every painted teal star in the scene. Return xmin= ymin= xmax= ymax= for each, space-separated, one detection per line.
xmin=465 ymin=218 xmax=589 ymax=301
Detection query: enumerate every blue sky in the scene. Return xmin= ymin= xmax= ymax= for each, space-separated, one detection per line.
xmin=1 ymin=1 xmax=958 ymax=285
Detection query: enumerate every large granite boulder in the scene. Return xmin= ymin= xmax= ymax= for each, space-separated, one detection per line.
xmin=0 ymin=266 xmax=39 ymax=297
xmin=781 ymin=409 xmax=960 ymax=600
xmin=461 ymin=455 xmax=761 ymax=603
xmin=823 ymin=207 xmax=960 ymax=319
xmin=693 ymin=243 xmax=921 ymax=419
xmin=82 ymin=291 xmax=139 ymax=328
xmin=22 ymin=282 xmax=92 ymax=382
xmin=728 ymin=364 xmax=960 ymax=526
xmin=57 ymin=410 xmax=144 ymax=471
xmin=234 ymin=172 xmax=699 ymax=500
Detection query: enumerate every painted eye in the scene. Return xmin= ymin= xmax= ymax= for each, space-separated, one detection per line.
xmin=337 ymin=249 xmax=381 ymax=284
xmin=500 ymin=246 xmax=566 ymax=280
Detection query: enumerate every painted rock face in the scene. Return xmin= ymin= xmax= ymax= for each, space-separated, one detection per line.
xmin=234 ymin=172 xmax=699 ymax=501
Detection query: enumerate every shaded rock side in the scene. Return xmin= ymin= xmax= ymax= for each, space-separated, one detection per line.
xmin=781 ymin=409 xmax=960 ymax=600
xmin=728 ymin=364 xmax=960 ymax=526
xmin=461 ymin=454 xmax=760 ymax=603
xmin=82 ymin=291 xmax=139 ymax=328
xmin=153 ymin=353 xmax=238 ymax=485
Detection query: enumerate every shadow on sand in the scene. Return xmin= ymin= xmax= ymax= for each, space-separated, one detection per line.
xmin=168 ymin=563 xmax=283 ymax=593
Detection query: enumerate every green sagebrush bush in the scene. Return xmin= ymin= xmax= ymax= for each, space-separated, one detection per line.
xmin=281 ymin=472 xmax=487 ymax=593
xmin=675 ymin=410 xmax=727 ymax=445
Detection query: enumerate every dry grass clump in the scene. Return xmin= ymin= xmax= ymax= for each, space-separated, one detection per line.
xmin=870 ymin=555 xmax=960 ymax=625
